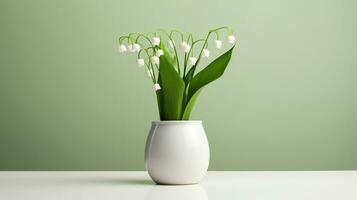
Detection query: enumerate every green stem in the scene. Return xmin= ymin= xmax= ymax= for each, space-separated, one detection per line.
xmin=186 ymin=32 xmax=194 ymax=44
xmin=170 ymin=30 xmax=184 ymax=41
xmin=154 ymin=64 xmax=159 ymax=71
xmin=157 ymin=29 xmax=181 ymax=74
xmin=191 ymin=31 xmax=212 ymax=75
xmin=172 ymin=43 xmax=180 ymax=75
xmin=151 ymin=63 xmax=157 ymax=83
xmin=144 ymin=63 xmax=155 ymax=83
xmin=193 ymin=39 xmax=206 ymax=45
xmin=118 ymin=36 xmax=128 ymax=43
xmin=168 ymin=30 xmax=184 ymax=75
xmin=134 ymin=33 xmax=153 ymax=46
xmin=182 ymin=39 xmax=206 ymax=78
xmin=182 ymin=33 xmax=195 ymax=77
xmin=209 ymin=26 xmax=229 ymax=32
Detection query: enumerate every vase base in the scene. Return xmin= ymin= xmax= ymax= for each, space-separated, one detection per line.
xmin=153 ymin=180 xmax=200 ymax=185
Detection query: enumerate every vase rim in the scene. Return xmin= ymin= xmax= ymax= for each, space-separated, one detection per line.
xmin=152 ymin=120 xmax=202 ymax=125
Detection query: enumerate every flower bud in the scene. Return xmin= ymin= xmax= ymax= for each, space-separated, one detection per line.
xmin=215 ymin=40 xmax=222 ymax=49
xmin=151 ymin=56 xmax=160 ymax=65
xmin=202 ymin=49 xmax=210 ymax=58
xmin=118 ymin=44 xmax=127 ymax=53
xmin=156 ymin=49 xmax=164 ymax=57
xmin=137 ymin=58 xmax=145 ymax=67
xmin=152 ymin=37 xmax=160 ymax=46
xmin=227 ymin=35 xmax=235 ymax=44
xmin=153 ymin=83 xmax=161 ymax=91
xmin=188 ymin=57 xmax=197 ymax=65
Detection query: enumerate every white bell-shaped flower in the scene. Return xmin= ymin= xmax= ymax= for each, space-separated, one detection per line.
xmin=153 ymin=83 xmax=161 ymax=91
xmin=152 ymin=37 xmax=160 ymax=46
xmin=151 ymin=56 xmax=160 ymax=65
xmin=179 ymin=42 xmax=186 ymax=49
xmin=202 ymin=49 xmax=210 ymax=58
xmin=227 ymin=35 xmax=235 ymax=44
xmin=137 ymin=58 xmax=145 ymax=67
xmin=215 ymin=40 xmax=222 ymax=49
xmin=188 ymin=57 xmax=197 ymax=65
xmin=132 ymin=43 xmax=141 ymax=52
xmin=118 ymin=44 xmax=127 ymax=53
xmin=156 ymin=49 xmax=164 ymax=57
xmin=184 ymin=44 xmax=191 ymax=53
xmin=180 ymin=42 xmax=190 ymax=53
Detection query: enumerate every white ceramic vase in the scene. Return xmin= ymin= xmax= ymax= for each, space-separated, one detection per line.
xmin=145 ymin=120 xmax=210 ymax=185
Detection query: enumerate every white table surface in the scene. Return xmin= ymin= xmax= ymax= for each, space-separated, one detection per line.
xmin=0 ymin=171 xmax=356 ymax=200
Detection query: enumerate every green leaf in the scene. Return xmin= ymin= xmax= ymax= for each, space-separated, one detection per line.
xmin=188 ymin=46 xmax=235 ymax=100
xmin=181 ymin=88 xmax=202 ymax=120
xmin=181 ymin=46 xmax=235 ymax=119
xmin=181 ymin=66 xmax=195 ymax=111
xmin=184 ymin=66 xmax=195 ymax=86
xmin=159 ymin=41 xmax=176 ymax=66
xmin=159 ymin=53 xmax=185 ymax=120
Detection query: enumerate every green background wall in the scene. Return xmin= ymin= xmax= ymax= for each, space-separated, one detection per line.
xmin=0 ymin=0 xmax=356 ymax=170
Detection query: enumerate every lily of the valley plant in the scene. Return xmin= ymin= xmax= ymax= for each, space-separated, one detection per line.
xmin=118 ymin=27 xmax=236 ymax=120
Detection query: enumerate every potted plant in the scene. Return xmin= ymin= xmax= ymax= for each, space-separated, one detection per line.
xmin=118 ymin=27 xmax=236 ymax=184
